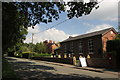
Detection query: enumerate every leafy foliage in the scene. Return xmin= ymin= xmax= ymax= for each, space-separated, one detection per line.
xmin=13 ymin=2 xmax=66 ymax=27
xmin=106 ymin=36 xmax=120 ymax=69
xmin=115 ymin=34 xmax=120 ymax=40
xmin=2 ymin=3 xmax=28 ymax=53
xmin=106 ymin=39 xmax=120 ymax=53
xmin=67 ymin=1 xmax=98 ymax=19
xmin=34 ymin=42 xmax=46 ymax=53
xmin=2 ymin=1 xmax=98 ymax=54
xmin=33 ymin=53 xmax=52 ymax=57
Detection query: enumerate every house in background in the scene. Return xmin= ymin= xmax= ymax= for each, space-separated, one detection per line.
xmin=43 ymin=40 xmax=60 ymax=54
xmin=59 ymin=27 xmax=117 ymax=59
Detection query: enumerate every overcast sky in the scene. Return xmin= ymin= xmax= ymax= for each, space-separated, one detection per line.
xmin=24 ymin=0 xmax=119 ymax=44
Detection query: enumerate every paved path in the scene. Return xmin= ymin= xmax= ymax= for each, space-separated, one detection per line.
xmin=6 ymin=57 xmax=119 ymax=80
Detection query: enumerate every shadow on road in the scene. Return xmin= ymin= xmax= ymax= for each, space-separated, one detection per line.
xmin=7 ymin=57 xmax=103 ymax=80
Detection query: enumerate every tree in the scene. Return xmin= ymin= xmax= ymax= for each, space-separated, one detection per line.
xmin=2 ymin=3 xmax=28 ymax=53
xmin=106 ymin=31 xmax=120 ymax=70
xmin=2 ymin=1 xmax=98 ymax=54
xmin=34 ymin=42 xmax=46 ymax=53
xmin=115 ymin=34 xmax=120 ymax=40
xmin=27 ymin=43 xmax=35 ymax=52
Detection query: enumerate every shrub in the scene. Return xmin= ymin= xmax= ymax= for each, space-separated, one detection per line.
xmin=33 ymin=53 xmax=52 ymax=57
xmin=15 ymin=53 xmax=22 ymax=58
xmin=22 ymin=52 xmax=36 ymax=58
xmin=7 ymin=52 xmax=15 ymax=57
xmin=106 ymin=39 xmax=120 ymax=70
xmin=107 ymin=39 xmax=120 ymax=53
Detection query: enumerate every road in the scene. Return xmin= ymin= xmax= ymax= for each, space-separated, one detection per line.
xmin=6 ymin=57 xmax=119 ymax=80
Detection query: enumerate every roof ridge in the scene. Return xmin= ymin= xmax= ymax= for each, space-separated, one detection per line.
xmin=61 ymin=27 xmax=114 ymax=43
xmin=73 ymin=27 xmax=113 ymax=38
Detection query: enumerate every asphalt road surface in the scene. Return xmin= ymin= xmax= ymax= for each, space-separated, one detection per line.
xmin=6 ymin=57 xmax=119 ymax=80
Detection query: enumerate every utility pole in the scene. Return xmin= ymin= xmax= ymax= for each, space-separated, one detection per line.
xmin=32 ymin=33 xmax=34 ymax=44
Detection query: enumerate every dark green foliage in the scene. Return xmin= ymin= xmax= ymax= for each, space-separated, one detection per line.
xmin=9 ymin=42 xmax=47 ymax=57
xmin=2 ymin=1 xmax=98 ymax=54
xmin=106 ymin=39 xmax=120 ymax=53
xmin=67 ymin=1 xmax=98 ymax=19
xmin=33 ymin=53 xmax=52 ymax=57
xmin=26 ymin=43 xmax=35 ymax=52
xmin=2 ymin=3 xmax=28 ymax=53
xmin=115 ymin=34 xmax=120 ymax=40
xmin=22 ymin=52 xmax=36 ymax=58
xmin=106 ymin=39 xmax=120 ymax=70
xmin=14 ymin=2 xmax=66 ymax=26
xmin=34 ymin=42 xmax=46 ymax=53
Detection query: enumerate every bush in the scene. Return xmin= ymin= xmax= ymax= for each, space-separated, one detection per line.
xmin=14 ymin=51 xmax=22 ymax=58
xmin=15 ymin=53 xmax=22 ymax=58
xmin=107 ymin=39 xmax=120 ymax=53
xmin=33 ymin=53 xmax=52 ymax=57
xmin=106 ymin=39 xmax=120 ymax=70
xmin=7 ymin=52 xmax=15 ymax=57
xmin=22 ymin=52 xmax=36 ymax=58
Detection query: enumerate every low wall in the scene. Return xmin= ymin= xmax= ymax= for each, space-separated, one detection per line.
xmin=86 ymin=58 xmax=117 ymax=69
xmin=31 ymin=56 xmax=117 ymax=69
xmin=86 ymin=58 xmax=107 ymax=68
xmin=31 ymin=57 xmax=73 ymax=65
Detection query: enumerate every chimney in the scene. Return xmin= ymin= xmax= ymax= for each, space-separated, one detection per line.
xmin=49 ymin=40 xmax=52 ymax=43
xmin=53 ymin=41 xmax=56 ymax=43
xmin=43 ymin=40 xmax=48 ymax=43
xmin=69 ymin=36 xmax=73 ymax=38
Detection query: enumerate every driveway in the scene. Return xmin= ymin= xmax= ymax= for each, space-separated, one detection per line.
xmin=6 ymin=57 xmax=119 ymax=80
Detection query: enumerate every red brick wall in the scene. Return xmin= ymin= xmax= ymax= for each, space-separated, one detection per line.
xmin=102 ymin=30 xmax=116 ymax=53
xmin=44 ymin=40 xmax=59 ymax=54
xmin=86 ymin=58 xmax=108 ymax=68
xmin=60 ymin=29 xmax=117 ymax=59
xmin=86 ymin=55 xmax=117 ymax=69
xmin=60 ymin=35 xmax=103 ymax=58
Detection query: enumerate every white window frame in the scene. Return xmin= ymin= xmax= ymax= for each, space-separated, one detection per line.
xmin=88 ymin=39 xmax=94 ymax=54
xmin=79 ymin=40 xmax=83 ymax=54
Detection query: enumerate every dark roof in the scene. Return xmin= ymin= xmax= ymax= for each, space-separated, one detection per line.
xmin=61 ymin=27 xmax=117 ymax=43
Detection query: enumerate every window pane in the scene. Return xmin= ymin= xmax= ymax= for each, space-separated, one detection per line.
xmin=88 ymin=39 xmax=94 ymax=53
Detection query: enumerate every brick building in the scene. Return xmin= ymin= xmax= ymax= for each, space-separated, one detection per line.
xmin=43 ymin=40 xmax=60 ymax=54
xmin=59 ymin=28 xmax=117 ymax=59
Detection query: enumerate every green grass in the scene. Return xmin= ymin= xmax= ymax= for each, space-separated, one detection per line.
xmin=2 ymin=57 xmax=20 ymax=80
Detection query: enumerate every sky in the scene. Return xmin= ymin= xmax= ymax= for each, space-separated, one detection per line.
xmin=24 ymin=0 xmax=119 ymax=44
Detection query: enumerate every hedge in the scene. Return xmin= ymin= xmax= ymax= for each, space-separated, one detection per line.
xmin=33 ymin=53 xmax=52 ymax=57
xmin=106 ymin=39 xmax=120 ymax=53
xmin=22 ymin=52 xmax=37 ymax=58
xmin=106 ymin=39 xmax=120 ymax=70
